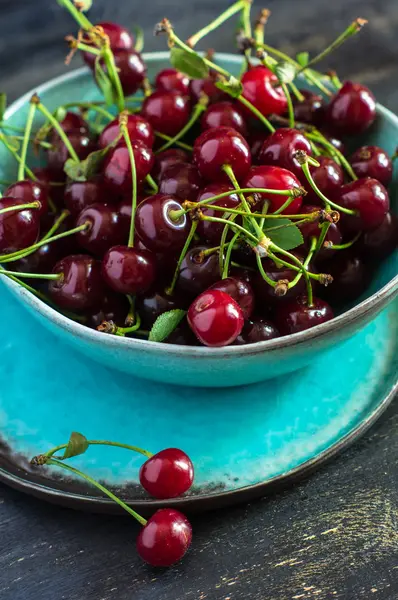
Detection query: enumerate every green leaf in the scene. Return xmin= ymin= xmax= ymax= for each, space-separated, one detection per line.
xmin=62 ymin=432 xmax=89 ymax=459
xmin=263 ymin=218 xmax=304 ymax=251
xmin=296 ymin=51 xmax=309 ymax=68
xmin=132 ymin=25 xmax=144 ymax=53
xmin=94 ymin=57 xmax=117 ymax=106
xmin=215 ymin=76 xmax=243 ymax=98
xmin=64 ymin=145 xmax=110 ymax=182
xmin=170 ymin=47 xmax=209 ymax=79
xmin=274 ymin=61 xmax=297 ymax=84
xmin=149 ymin=309 xmax=187 ymax=342
xmin=0 ymin=93 xmax=7 ymax=121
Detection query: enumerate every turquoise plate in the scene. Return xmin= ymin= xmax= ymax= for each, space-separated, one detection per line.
xmin=0 ymin=280 xmax=396 ymax=512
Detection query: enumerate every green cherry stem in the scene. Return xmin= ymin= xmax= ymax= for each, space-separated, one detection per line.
xmin=289 ymin=81 xmax=305 ymax=102
xmin=281 ymin=82 xmax=294 ymax=128
xmin=186 ymin=0 xmax=247 ymax=47
xmin=219 ymin=213 xmax=237 ymax=275
xmin=110 ymin=314 xmax=143 ymax=336
xmin=288 ymin=236 xmax=316 ymax=292
xmin=44 ymin=439 xmax=153 ymax=460
xmin=314 ymin=221 xmax=331 ymax=254
xmin=0 ymin=269 xmax=62 ymax=281
xmin=0 ymin=133 xmax=37 ymax=180
xmin=17 ymin=97 xmax=38 ymax=181
xmin=254 ymin=9 xmax=269 ymax=46
xmin=236 ymin=95 xmax=275 ymax=133
xmin=328 ymin=232 xmax=361 ymax=250
xmin=0 ymin=201 xmax=40 ymax=216
xmin=36 ymin=102 xmax=79 ymax=162
xmin=146 ymin=174 xmax=159 ymax=193
xmin=120 ymin=120 xmax=137 ymax=247
xmin=62 ymin=102 xmax=114 ymax=121
xmin=166 ymin=220 xmax=198 ymax=296
xmin=156 ymin=99 xmax=208 ymax=153
xmin=222 ymin=164 xmax=264 ymax=239
xmin=306 ymin=131 xmax=357 ymax=180
xmin=46 ymin=459 xmax=147 ymax=526
xmin=103 ymin=47 xmax=125 ymax=112
xmin=201 ymin=214 xmax=259 ymax=244
xmin=222 ymin=230 xmax=241 ymax=279
xmin=57 ymin=0 xmax=93 ymax=30
xmin=256 ymin=252 xmax=278 ymax=288
xmin=154 ymin=131 xmax=193 ymax=151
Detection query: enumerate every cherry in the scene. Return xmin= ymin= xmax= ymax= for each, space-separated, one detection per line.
xmin=165 ymin=321 xmax=201 ymax=345
xmin=257 ymin=127 xmax=313 ymax=182
xmin=196 ymin=183 xmax=240 ymax=244
xmin=135 ymin=193 xmax=190 ymax=253
xmin=336 ymin=178 xmax=390 ymax=232
xmin=242 ymin=165 xmax=303 ymax=214
xmin=152 ymin=149 xmax=190 ymax=181
xmin=76 ymin=203 xmax=123 ymax=256
xmin=188 ymin=289 xmax=244 ymax=346
xmin=176 ymin=245 xmax=220 ymax=299
xmin=234 ymin=318 xmax=280 ymax=344
xmin=117 ymin=195 xmax=145 ymax=240
xmin=0 ymin=197 xmax=40 ymax=253
xmin=136 ymin=289 xmax=182 ymax=327
xmin=102 ymin=50 xmax=146 ymax=97
xmin=13 ymin=241 xmax=63 ymax=275
xmin=193 ymin=126 xmax=251 ymax=183
xmin=292 ymin=90 xmax=324 ymax=124
xmin=137 ymin=509 xmax=192 ymax=567
xmin=33 ymin=167 xmax=65 ymax=205
xmin=326 ymin=81 xmax=376 ymax=135
xmin=57 ymin=112 xmax=89 ymax=136
xmin=254 ymin=257 xmax=306 ymax=306
xmin=190 ymin=75 xmax=228 ymax=105
xmin=208 ymin=276 xmax=254 ymax=319
xmin=139 ymin=448 xmax=194 ymax=499
xmin=99 ymin=114 xmax=154 ymax=150
xmin=102 ymin=141 xmax=154 ymax=195
xmin=241 ymin=65 xmax=287 ymax=117
xmin=358 ymin=212 xmax=398 ymax=260
xmin=155 ymin=68 xmax=190 ymax=95
xmin=159 ymin=163 xmax=203 ymax=202
xmin=298 ymin=204 xmax=342 ymax=260
xmin=82 ymin=22 xmax=134 ymax=67
xmin=320 ymin=254 xmax=371 ymax=304
xmin=47 ymin=132 xmax=97 ymax=179
xmin=321 ymin=131 xmax=346 ymax=155
xmin=201 ymin=102 xmax=248 ymax=137
xmin=87 ymin=292 xmax=129 ymax=330
xmin=305 ymin=156 xmax=344 ymax=205
xmin=49 ymin=255 xmax=104 ymax=311
xmin=102 ymin=245 xmax=156 ymax=295
xmin=64 ymin=180 xmax=107 ymax=216
xmin=5 ymin=180 xmax=49 ymax=218
xmin=141 ymin=91 xmax=190 ymax=137
xmin=250 ymin=132 xmax=268 ymax=164
xmin=275 ymin=295 xmax=334 ymax=335
xmin=349 ymin=145 xmax=393 ymax=187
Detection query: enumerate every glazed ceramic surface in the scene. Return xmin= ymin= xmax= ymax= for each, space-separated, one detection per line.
xmin=1 ymin=53 xmax=398 ymax=387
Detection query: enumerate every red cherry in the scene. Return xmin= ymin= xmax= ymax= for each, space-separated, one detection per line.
xmin=139 ymin=448 xmax=194 ymax=499
xmin=241 ymin=65 xmax=287 ymax=117
xmin=306 ymin=156 xmax=344 ymax=205
xmin=196 ymin=183 xmax=240 ymax=244
xmin=102 ymin=141 xmax=154 ymax=195
xmin=298 ymin=204 xmax=342 ymax=260
xmin=201 ymin=102 xmax=248 ymax=137
xmin=257 ymin=128 xmax=313 ymax=182
xmin=47 ymin=132 xmax=96 ymax=179
xmin=275 ymin=295 xmax=334 ymax=335
xmin=292 ymin=90 xmax=324 ymax=124
xmin=159 ymin=163 xmax=203 ymax=202
xmin=254 ymin=256 xmax=307 ymax=306
xmin=13 ymin=242 xmax=63 ymax=275
xmin=64 ymin=180 xmax=107 ymax=216
xmin=152 ymin=149 xmax=190 ymax=181
xmin=137 ymin=509 xmax=192 ymax=567
xmin=49 ymin=255 xmax=104 ymax=311
xmin=101 ymin=50 xmax=146 ymax=97
xmin=242 ymin=165 xmax=303 ymax=214
xmin=82 ymin=22 xmax=134 ymax=67
xmin=5 ymin=180 xmax=48 ymax=218
xmin=190 ymin=76 xmax=228 ymax=104
xmin=86 ymin=292 xmax=129 ymax=329
xmin=57 ymin=112 xmax=89 ymax=136
xmin=321 ymin=253 xmax=371 ymax=304
xmin=193 ymin=126 xmax=251 ymax=183
xmin=0 ymin=197 xmax=40 ymax=253
xmin=136 ymin=289 xmax=182 ymax=328
xmin=188 ymin=289 xmax=244 ymax=347
xmin=135 ymin=193 xmax=190 ymax=253
xmin=102 ymin=245 xmax=156 ymax=295
xmin=208 ymin=276 xmax=255 ymax=319
xmin=234 ymin=318 xmax=280 ymax=344
xmin=349 ymin=145 xmax=393 ymax=187
xmin=336 ymin=178 xmax=390 ymax=232
xmin=176 ymin=245 xmax=220 ymax=300
xmin=99 ymin=114 xmax=154 ymax=150
xmin=76 ymin=203 xmax=123 ymax=256
xmin=33 ymin=167 xmax=66 ymax=204
xmin=326 ymin=81 xmax=376 ymax=135
xmin=141 ymin=91 xmax=190 ymax=137
xmin=155 ymin=68 xmax=190 ymax=95
xmin=358 ymin=212 xmax=398 ymax=260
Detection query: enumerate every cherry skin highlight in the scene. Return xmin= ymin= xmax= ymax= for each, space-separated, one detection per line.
xmin=135 ymin=193 xmax=190 ymax=253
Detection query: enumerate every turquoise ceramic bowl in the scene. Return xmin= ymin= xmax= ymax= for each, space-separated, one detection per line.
xmin=1 ymin=52 xmax=398 ymax=387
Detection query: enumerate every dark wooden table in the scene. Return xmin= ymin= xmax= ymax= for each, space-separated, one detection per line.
xmin=1 ymin=1 xmax=398 ymax=598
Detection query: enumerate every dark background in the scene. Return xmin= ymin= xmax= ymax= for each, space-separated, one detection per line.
xmin=1 ymin=1 xmax=398 ymax=599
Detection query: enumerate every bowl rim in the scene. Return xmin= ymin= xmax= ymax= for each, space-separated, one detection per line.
xmin=3 ymin=51 xmax=398 ymax=358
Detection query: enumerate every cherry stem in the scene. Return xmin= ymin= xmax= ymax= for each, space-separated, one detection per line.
xmin=166 ymin=28 xmax=231 ymax=79
xmin=288 ymin=237 xmax=316 ymax=297
xmin=125 ymin=295 xmax=136 ymax=326
xmin=219 ymin=213 xmax=237 ymax=275
xmin=146 ymin=174 xmax=158 ymax=193
xmin=18 ymin=99 xmax=37 ymax=181
xmin=0 ymin=269 xmax=62 ymax=281
xmin=201 ymin=214 xmax=258 ymax=244
xmin=314 ymin=221 xmax=331 ymax=254
xmin=330 ymin=232 xmax=361 ymax=250
xmin=57 ymin=0 xmax=93 ymax=30
xmin=102 ymin=47 xmax=126 ymax=112
xmin=237 ymin=95 xmax=275 ymax=133
xmin=223 ymin=164 xmax=264 ymax=239
xmin=222 ymin=230 xmax=240 ymax=279
xmin=195 ymin=187 xmax=299 ymax=208
xmin=36 ymin=102 xmax=79 ymax=162
xmin=0 ymin=133 xmax=37 ymax=180
xmin=0 ymin=201 xmax=40 ymax=216
xmin=114 ymin=314 xmax=143 ymax=336
xmin=0 ymin=123 xmax=26 ymax=134
xmin=74 ymin=42 xmax=100 ymax=55
xmin=166 ymin=220 xmax=198 ymax=296
xmin=154 ymin=131 xmax=193 ymax=151
xmin=156 ymin=99 xmax=207 ymax=154
xmin=44 ymin=439 xmax=153 ymax=460
xmin=254 ymin=9 xmax=270 ymax=46
xmin=43 ymin=210 xmax=70 ymax=239
xmin=46 ymin=458 xmax=147 ymax=526
xmin=186 ymin=0 xmax=247 ymax=47
xmin=306 ymin=130 xmax=357 ymax=180
xmin=289 ymin=82 xmax=305 ymax=102
xmin=256 ymin=253 xmax=278 ymax=288
xmin=62 ymin=102 xmax=114 ymax=121
xmin=120 ymin=121 xmax=137 ymax=247
xmin=281 ymin=82 xmax=294 ymax=128
xmin=298 ymin=157 xmax=355 ymax=215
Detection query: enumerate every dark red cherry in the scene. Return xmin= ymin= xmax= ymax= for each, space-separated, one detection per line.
xmin=326 ymin=81 xmax=376 ymax=135
xmin=190 ymin=76 xmax=228 ymax=104
xmin=196 ymin=183 xmax=240 ymax=243
xmin=201 ymin=102 xmax=248 ymax=137
xmin=176 ymin=245 xmax=220 ymax=299
xmin=102 ymin=50 xmax=146 ymax=96
xmin=249 ymin=132 xmax=268 ymax=164
xmin=0 ymin=197 xmax=40 ymax=253
xmin=139 ymin=448 xmax=194 ymax=499
xmin=141 ymin=91 xmax=190 ymax=137
xmin=193 ymin=126 xmax=251 ymax=183
xmin=82 ymin=22 xmax=134 ymax=67
xmin=321 ymin=254 xmax=371 ymax=304
xmin=99 ymin=114 xmax=154 ymax=150
xmin=102 ymin=245 xmax=156 ymax=295
xmin=13 ymin=242 xmax=63 ymax=275
xmin=234 ymin=318 xmax=280 ymax=344
xmin=137 ymin=509 xmax=192 ymax=567
xmin=49 ymin=255 xmax=104 ymax=311
xmin=254 ymin=256 xmax=306 ymax=306
xmin=64 ymin=180 xmax=106 ymax=216
xmin=349 ymin=145 xmax=393 ymax=187
xmin=159 ymin=163 xmax=203 ymax=202
xmin=76 ymin=203 xmax=123 ymax=256
xmin=102 ymin=141 xmax=154 ymax=195
xmin=5 ymin=180 xmax=48 ymax=218
xmin=135 ymin=193 xmax=190 ymax=253
xmin=242 ymin=165 xmax=303 ymax=214
xmin=188 ymin=289 xmax=244 ymax=346
xmin=155 ymin=68 xmax=190 ymax=95
xmin=208 ymin=276 xmax=254 ymax=319
xmin=336 ymin=178 xmax=390 ymax=232
xmin=57 ymin=112 xmax=89 ymax=136
xmin=276 ymin=295 xmax=334 ymax=335
xmin=87 ymin=292 xmax=130 ymax=330
xmin=257 ymin=127 xmax=313 ymax=182
xmin=152 ymin=149 xmax=190 ymax=181
xmin=47 ymin=132 xmax=97 ymax=179
xmin=241 ymin=65 xmax=287 ymax=117
xmin=292 ymin=90 xmax=324 ymax=124
xmin=33 ymin=167 xmax=66 ymax=204
xmin=136 ymin=289 xmax=182 ymax=328
xmin=358 ymin=212 xmax=398 ymax=260
xmin=298 ymin=204 xmax=342 ymax=260
xmin=306 ymin=156 xmax=344 ymax=205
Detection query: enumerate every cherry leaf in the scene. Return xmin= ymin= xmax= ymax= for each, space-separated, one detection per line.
xmin=296 ymin=51 xmax=309 ymax=68
xmin=62 ymin=432 xmax=89 ymax=459
xmin=263 ymin=218 xmax=304 ymax=251
xmin=170 ymin=47 xmax=209 ymax=79
xmin=274 ymin=61 xmax=297 ymax=84
xmin=149 ymin=309 xmax=187 ymax=342
xmin=64 ymin=146 xmax=110 ymax=182
xmin=0 ymin=94 xmax=7 ymax=122
xmin=215 ymin=76 xmax=243 ymax=98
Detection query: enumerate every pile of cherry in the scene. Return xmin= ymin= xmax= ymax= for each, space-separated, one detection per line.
xmin=0 ymin=16 xmax=397 ymax=349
